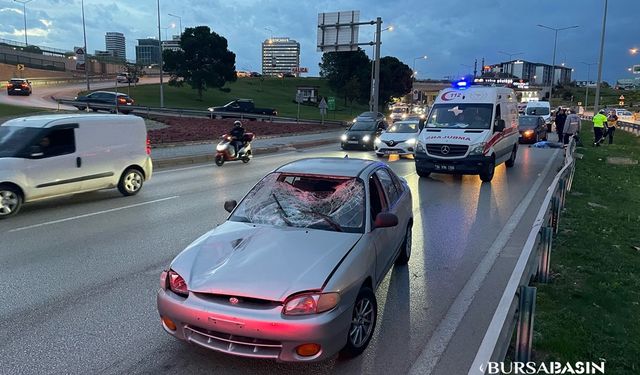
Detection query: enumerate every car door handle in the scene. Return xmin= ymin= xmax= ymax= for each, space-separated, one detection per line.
xmin=76 ymin=157 xmax=82 ymax=168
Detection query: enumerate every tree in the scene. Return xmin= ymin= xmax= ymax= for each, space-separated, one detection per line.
xmin=378 ymin=56 xmax=413 ymax=105
xmin=319 ymin=49 xmax=371 ymax=105
xmin=163 ymin=26 xmax=236 ymax=100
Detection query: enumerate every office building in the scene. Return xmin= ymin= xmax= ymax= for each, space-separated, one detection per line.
xmin=261 ymin=37 xmax=300 ymax=76
xmin=94 ymin=50 xmax=114 ymax=57
xmin=136 ymin=38 xmax=161 ymax=66
xmin=105 ymin=32 xmax=126 ymax=61
xmin=486 ymin=60 xmax=573 ymax=86
xmin=162 ymin=35 xmax=182 ymax=52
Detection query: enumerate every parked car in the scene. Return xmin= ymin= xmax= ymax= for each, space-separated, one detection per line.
xmin=341 ymin=116 xmax=387 ymax=150
xmin=0 ymin=114 xmax=152 ymax=218
xmin=250 ymin=72 xmax=262 ymax=77
xmin=116 ymin=73 xmax=139 ymax=84
xmin=7 ymin=78 xmax=32 ymax=96
xmin=235 ymin=71 xmax=251 ymax=78
xmin=73 ymin=91 xmax=135 ymax=114
xmin=374 ymin=120 xmax=420 ymax=157
xmin=518 ymin=115 xmax=548 ymax=143
xmin=157 ymin=157 xmax=413 ymax=362
xmin=208 ymin=99 xmax=278 ymax=117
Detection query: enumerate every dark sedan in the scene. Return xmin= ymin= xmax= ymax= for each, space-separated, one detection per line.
xmin=341 ymin=117 xmax=387 ymax=150
xmin=7 ymin=78 xmax=32 ymax=96
xmin=73 ymin=91 xmax=135 ymax=114
xmin=518 ymin=115 xmax=548 ymax=143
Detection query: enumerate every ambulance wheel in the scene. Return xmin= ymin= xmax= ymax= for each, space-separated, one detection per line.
xmin=416 ymin=168 xmax=431 ymax=178
xmin=480 ymin=157 xmax=495 ymax=182
xmin=505 ymin=146 xmax=517 ymax=168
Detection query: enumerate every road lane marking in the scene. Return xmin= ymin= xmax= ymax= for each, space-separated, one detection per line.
xmin=8 ymin=196 xmax=179 ymax=233
xmin=408 ymin=150 xmax=560 ymax=375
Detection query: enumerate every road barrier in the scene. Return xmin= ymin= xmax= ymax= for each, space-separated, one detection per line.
xmin=469 ymin=137 xmax=578 ymax=373
xmin=54 ymin=98 xmax=346 ymax=126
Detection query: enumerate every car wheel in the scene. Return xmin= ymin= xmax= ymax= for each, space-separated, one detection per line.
xmin=118 ymin=168 xmax=144 ymax=196
xmin=340 ymin=287 xmax=377 ymax=359
xmin=0 ymin=185 xmax=23 ymax=219
xmin=395 ymin=224 xmax=412 ymax=265
xmin=505 ymin=145 xmax=517 ymax=168
xmin=215 ymin=155 xmax=225 ymax=167
xmin=479 ymin=157 xmax=495 ymax=182
xmin=416 ymin=168 xmax=431 ymax=178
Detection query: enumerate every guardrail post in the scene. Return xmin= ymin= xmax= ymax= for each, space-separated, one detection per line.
xmin=551 ymin=196 xmax=561 ymax=234
xmin=515 ymin=285 xmax=537 ymax=363
xmin=558 ymin=178 xmax=567 ymax=209
xmin=537 ymin=226 xmax=553 ymax=283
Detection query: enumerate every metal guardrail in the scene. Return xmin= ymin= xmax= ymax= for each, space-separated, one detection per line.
xmin=54 ymin=98 xmax=346 ymax=126
xmin=469 ymin=137 xmax=578 ymax=374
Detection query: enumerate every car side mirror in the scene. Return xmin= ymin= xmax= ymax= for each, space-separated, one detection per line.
xmin=374 ymin=212 xmax=398 ymax=229
xmin=29 ymin=145 xmax=44 ymax=158
xmin=494 ymin=119 xmax=506 ymax=133
xmin=224 ymin=200 xmax=237 ymax=213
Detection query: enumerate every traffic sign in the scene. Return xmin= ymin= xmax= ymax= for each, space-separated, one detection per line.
xmin=295 ymin=92 xmax=304 ymax=103
xmin=619 ymin=95 xmax=625 ymax=100
xmin=16 ymin=64 xmax=24 ymax=71
xmin=327 ymin=97 xmax=336 ymax=111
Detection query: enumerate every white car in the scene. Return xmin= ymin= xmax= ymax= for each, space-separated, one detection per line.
xmin=374 ymin=120 xmax=420 ymax=157
xmin=613 ymin=109 xmax=634 ymax=121
xmin=0 ymin=114 xmax=152 ymax=218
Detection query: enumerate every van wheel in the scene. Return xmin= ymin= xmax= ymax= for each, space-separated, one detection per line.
xmin=340 ymin=287 xmax=377 ymax=359
xmin=505 ymin=146 xmax=517 ymax=168
xmin=0 ymin=185 xmax=23 ymax=219
xmin=118 ymin=168 xmax=144 ymax=196
xmin=480 ymin=157 xmax=495 ymax=182
xmin=416 ymin=168 xmax=431 ymax=178
xmin=395 ymin=224 xmax=412 ymax=265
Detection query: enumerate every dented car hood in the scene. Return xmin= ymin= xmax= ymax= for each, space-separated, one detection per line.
xmin=170 ymin=221 xmax=362 ymax=302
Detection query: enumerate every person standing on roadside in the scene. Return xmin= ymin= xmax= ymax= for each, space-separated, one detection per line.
xmin=592 ymin=110 xmax=607 ymax=146
xmin=605 ymin=110 xmax=618 ymax=144
xmin=555 ymin=108 xmax=567 ymax=141
xmin=564 ymin=108 xmax=581 ymax=145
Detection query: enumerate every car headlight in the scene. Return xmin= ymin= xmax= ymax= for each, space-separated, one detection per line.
xmin=362 ymin=135 xmax=371 ymax=142
xmin=374 ymin=137 xmax=381 ymax=144
xmin=468 ymin=142 xmax=487 ymax=155
xmin=405 ymin=138 xmax=417 ymax=145
xmin=207 ymin=107 xmax=214 ymax=112
xmin=524 ymin=130 xmax=534 ymax=136
xmin=341 ymin=134 xmax=348 ymax=142
xmin=167 ymin=269 xmax=188 ymax=297
xmin=415 ymin=141 xmax=426 ymax=154
xmin=283 ymin=292 xmax=340 ymax=316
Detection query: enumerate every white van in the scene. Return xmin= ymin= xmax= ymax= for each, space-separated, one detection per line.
xmin=0 ymin=114 xmax=153 ymax=218
xmin=525 ymin=101 xmax=551 ymax=126
xmin=414 ymin=84 xmax=519 ymax=182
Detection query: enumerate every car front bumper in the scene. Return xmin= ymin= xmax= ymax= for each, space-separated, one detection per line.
xmin=414 ymin=152 xmax=492 ymax=174
xmin=374 ymin=144 xmax=414 ymax=155
xmin=157 ymin=289 xmax=352 ymax=362
xmin=341 ymin=140 xmax=373 ymax=150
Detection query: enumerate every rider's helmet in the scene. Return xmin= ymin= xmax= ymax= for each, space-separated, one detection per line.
xmin=234 ymin=120 xmax=243 ymax=128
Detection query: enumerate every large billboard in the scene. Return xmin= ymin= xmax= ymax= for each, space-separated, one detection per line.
xmin=317 ymin=11 xmax=360 ymax=52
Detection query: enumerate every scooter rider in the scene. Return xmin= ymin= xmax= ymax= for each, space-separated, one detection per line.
xmin=230 ymin=120 xmax=246 ymax=156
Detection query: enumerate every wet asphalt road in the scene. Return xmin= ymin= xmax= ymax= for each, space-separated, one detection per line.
xmin=0 ymin=144 xmax=559 ymax=374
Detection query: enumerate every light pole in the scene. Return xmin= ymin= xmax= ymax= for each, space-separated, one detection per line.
xmin=580 ymin=62 xmax=597 ymax=111
xmin=160 ymin=25 xmax=174 ymax=41
xmin=157 ymin=0 xmax=164 ymax=108
xmin=13 ymin=0 xmax=32 ymax=46
xmin=593 ymin=0 xmax=608 ymax=113
xmin=168 ymin=13 xmax=182 ymax=36
xmin=264 ymin=27 xmax=273 ymax=42
xmin=369 ymin=25 xmax=392 ymax=111
xmin=498 ymin=51 xmax=523 ymax=76
xmin=537 ymin=24 xmax=579 ymax=100
xmin=81 ymin=0 xmax=89 ymax=90
xmin=412 ymin=55 xmax=427 ymax=81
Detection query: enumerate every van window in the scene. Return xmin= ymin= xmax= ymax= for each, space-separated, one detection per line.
xmin=426 ymin=103 xmax=494 ymax=130
xmin=526 ymin=106 xmax=550 ymax=116
xmin=0 ymin=126 xmax=41 ymax=157
xmin=36 ymin=128 xmax=76 ymax=157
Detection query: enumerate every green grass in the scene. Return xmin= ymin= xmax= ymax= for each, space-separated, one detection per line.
xmin=552 ymin=86 xmax=640 ymax=110
xmin=86 ymin=77 xmax=369 ymax=121
xmin=534 ymin=122 xmax=640 ymax=374
xmin=0 ymin=103 xmax=45 ymax=118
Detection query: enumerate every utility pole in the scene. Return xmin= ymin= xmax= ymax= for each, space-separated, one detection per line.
xmin=157 ymin=0 xmax=164 ymax=108
xmin=81 ymin=0 xmax=89 ymax=90
xmin=372 ymin=17 xmax=382 ymax=114
xmin=474 ymin=59 xmax=478 ymax=78
xmin=593 ymin=0 xmax=608 ymax=113
xmin=581 ymin=62 xmax=597 ymax=111
xmin=537 ymin=24 xmax=579 ymax=100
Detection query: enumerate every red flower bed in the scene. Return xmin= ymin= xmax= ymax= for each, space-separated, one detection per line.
xmin=148 ymin=116 xmax=342 ymax=145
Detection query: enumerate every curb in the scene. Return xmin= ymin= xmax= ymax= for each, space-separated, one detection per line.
xmin=153 ymin=138 xmax=338 ymax=169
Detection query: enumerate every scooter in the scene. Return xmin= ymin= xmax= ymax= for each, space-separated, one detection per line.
xmin=214 ymin=132 xmax=255 ymax=166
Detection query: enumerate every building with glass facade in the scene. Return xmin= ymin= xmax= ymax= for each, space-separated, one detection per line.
xmin=261 ymin=37 xmax=300 ymax=76
xmin=105 ymin=32 xmax=126 ymax=61
xmin=136 ymin=38 xmax=161 ymax=66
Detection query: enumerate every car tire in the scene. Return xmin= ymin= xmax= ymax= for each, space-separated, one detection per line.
xmin=416 ymin=168 xmax=431 ymax=178
xmin=340 ymin=287 xmax=377 ymax=359
xmin=117 ymin=168 xmax=144 ymax=196
xmin=0 ymin=184 xmax=23 ymax=219
xmin=480 ymin=157 xmax=495 ymax=182
xmin=505 ymin=145 xmax=517 ymax=168
xmin=215 ymin=155 xmax=225 ymax=167
xmin=395 ymin=224 xmax=412 ymax=265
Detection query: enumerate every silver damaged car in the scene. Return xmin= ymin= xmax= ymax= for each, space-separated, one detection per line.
xmin=157 ymin=157 xmax=413 ymax=362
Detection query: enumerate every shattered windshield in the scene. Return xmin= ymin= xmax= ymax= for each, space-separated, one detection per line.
xmin=426 ymin=104 xmax=493 ymax=129
xmin=230 ymin=173 xmax=365 ymax=233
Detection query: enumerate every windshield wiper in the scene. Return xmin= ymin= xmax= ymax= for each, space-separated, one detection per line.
xmin=300 ymin=209 xmax=343 ymax=232
xmin=272 ymin=193 xmax=293 ymax=226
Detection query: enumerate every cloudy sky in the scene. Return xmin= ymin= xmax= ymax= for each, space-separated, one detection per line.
xmin=0 ymin=0 xmax=638 ymax=83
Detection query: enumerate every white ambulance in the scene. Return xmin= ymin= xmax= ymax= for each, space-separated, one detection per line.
xmin=414 ymin=82 xmax=519 ymax=182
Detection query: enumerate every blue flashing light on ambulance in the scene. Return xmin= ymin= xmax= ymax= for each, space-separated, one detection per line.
xmin=414 ymin=80 xmax=520 ymax=182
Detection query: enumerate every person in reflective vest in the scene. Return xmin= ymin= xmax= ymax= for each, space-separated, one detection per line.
xmin=592 ymin=110 xmax=607 ymax=146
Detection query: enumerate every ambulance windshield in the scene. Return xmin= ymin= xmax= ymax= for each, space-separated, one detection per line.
xmin=426 ymin=104 xmax=494 ymax=129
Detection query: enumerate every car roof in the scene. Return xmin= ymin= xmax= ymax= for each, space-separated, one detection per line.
xmin=519 ymin=115 xmax=539 ymax=118
xmin=1 ymin=114 xmax=139 ymax=128
xmin=275 ymin=157 xmax=379 ymax=178
xmin=9 ymin=78 xmax=27 ymax=81
xmin=90 ymin=91 xmax=128 ymax=96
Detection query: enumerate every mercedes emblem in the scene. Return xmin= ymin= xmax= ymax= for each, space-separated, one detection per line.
xmin=441 ymin=145 xmax=451 ymax=155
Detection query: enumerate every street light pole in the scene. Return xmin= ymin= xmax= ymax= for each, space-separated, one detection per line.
xmin=168 ymin=13 xmax=182 ymax=35
xmin=537 ymin=24 xmax=579 ymax=100
xmin=13 ymin=0 xmax=32 ymax=46
xmin=593 ymin=0 xmax=608 ymax=113
xmin=373 ymin=17 xmax=382 ymax=114
xmin=580 ymin=62 xmax=597 ymax=111
xmin=412 ymin=55 xmax=427 ymax=81
xmin=157 ymin=0 xmax=164 ymax=108
xmin=81 ymin=0 xmax=89 ymax=91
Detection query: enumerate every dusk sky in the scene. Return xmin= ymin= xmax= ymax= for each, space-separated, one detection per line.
xmin=0 ymin=0 xmax=638 ymax=83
